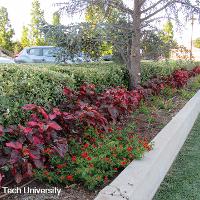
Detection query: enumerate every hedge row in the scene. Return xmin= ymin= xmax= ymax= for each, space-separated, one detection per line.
xmin=141 ymin=60 xmax=200 ymax=82
xmin=45 ymin=63 xmax=125 ymax=90
xmin=0 ymin=65 xmax=74 ymax=125
xmin=0 ymin=60 xmax=199 ymax=125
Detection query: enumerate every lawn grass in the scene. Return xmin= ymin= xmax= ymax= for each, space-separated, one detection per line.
xmin=153 ymin=115 xmax=200 ymax=200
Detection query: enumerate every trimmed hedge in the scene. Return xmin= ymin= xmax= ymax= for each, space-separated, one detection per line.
xmin=0 ymin=65 xmax=75 ymax=125
xmin=46 ymin=63 xmax=125 ymax=91
xmin=1 ymin=60 xmax=199 ymax=125
xmin=141 ymin=60 xmax=200 ymax=82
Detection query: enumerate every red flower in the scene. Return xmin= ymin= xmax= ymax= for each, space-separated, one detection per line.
xmin=22 ymin=148 xmax=29 ymax=156
xmin=129 ymin=154 xmax=134 ymax=159
xmin=127 ymin=146 xmax=133 ymax=152
xmin=92 ymin=144 xmax=97 ymax=148
xmin=57 ymin=164 xmax=66 ymax=169
xmin=98 ymin=129 xmax=104 ymax=133
xmin=43 ymin=170 xmax=49 ymax=176
xmin=87 ymin=157 xmax=92 ymax=161
xmin=84 ymin=143 xmax=89 ymax=148
xmin=89 ymin=163 xmax=94 ymax=168
xmin=72 ymin=156 xmax=76 ymax=162
xmin=66 ymin=175 xmax=73 ymax=181
xmin=121 ymin=161 xmax=127 ymax=166
xmin=43 ymin=148 xmax=53 ymax=154
xmin=108 ymin=128 xmax=113 ymax=133
xmin=104 ymin=176 xmax=108 ymax=182
xmin=104 ymin=157 xmax=110 ymax=161
xmin=81 ymin=152 xmax=88 ymax=158
xmin=113 ymin=168 xmax=118 ymax=171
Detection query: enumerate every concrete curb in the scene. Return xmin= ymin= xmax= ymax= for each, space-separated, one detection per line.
xmin=94 ymin=90 xmax=200 ymax=200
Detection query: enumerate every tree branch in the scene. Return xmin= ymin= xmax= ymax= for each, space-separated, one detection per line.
xmin=141 ymin=0 xmax=166 ymax=13
xmin=105 ymin=0 xmax=133 ymax=15
xmin=141 ymin=1 xmax=176 ymax=22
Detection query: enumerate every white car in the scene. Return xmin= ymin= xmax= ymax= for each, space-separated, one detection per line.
xmin=0 ymin=57 xmax=15 ymax=63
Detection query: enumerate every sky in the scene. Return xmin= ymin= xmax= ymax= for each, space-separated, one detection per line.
xmin=0 ymin=0 xmax=84 ymax=40
xmin=0 ymin=0 xmax=199 ymax=48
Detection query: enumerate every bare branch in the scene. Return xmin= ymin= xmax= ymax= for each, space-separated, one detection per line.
xmin=141 ymin=1 xmax=176 ymax=22
xmin=139 ymin=0 xmax=147 ymax=7
xmin=102 ymin=0 xmax=134 ymax=15
xmin=141 ymin=16 xmax=175 ymax=28
xmin=141 ymin=0 xmax=166 ymax=13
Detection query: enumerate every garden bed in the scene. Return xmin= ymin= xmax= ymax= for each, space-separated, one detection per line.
xmin=1 ymin=74 xmax=200 ymax=200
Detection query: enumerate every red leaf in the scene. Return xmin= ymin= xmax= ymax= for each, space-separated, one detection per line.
xmin=26 ymin=163 xmax=33 ymax=176
xmin=24 ymin=127 xmax=33 ymax=134
xmin=19 ymin=125 xmax=32 ymax=135
xmin=15 ymin=173 xmax=23 ymax=184
xmin=0 ymin=125 xmax=3 ymax=136
xmin=63 ymin=87 xmax=72 ymax=96
xmin=49 ymin=113 xmax=57 ymax=120
xmin=6 ymin=141 xmax=23 ymax=150
xmin=28 ymin=149 xmax=40 ymax=160
xmin=10 ymin=150 xmax=21 ymax=164
xmin=47 ymin=122 xmax=62 ymax=131
xmin=29 ymin=152 xmax=39 ymax=160
xmin=53 ymin=108 xmax=62 ymax=115
xmin=27 ymin=121 xmax=38 ymax=127
xmin=53 ymin=143 xmax=68 ymax=157
xmin=0 ymin=173 xmax=4 ymax=186
xmin=33 ymin=136 xmax=43 ymax=145
xmin=38 ymin=107 xmax=49 ymax=120
xmin=33 ymin=159 xmax=44 ymax=168
xmin=22 ymin=104 xmax=37 ymax=111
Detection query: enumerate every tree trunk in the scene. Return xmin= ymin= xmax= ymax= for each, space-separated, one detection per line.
xmin=128 ymin=0 xmax=141 ymax=90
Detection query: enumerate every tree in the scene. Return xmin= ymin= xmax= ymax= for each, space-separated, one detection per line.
xmin=142 ymin=30 xmax=164 ymax=60
xmin=30 ymin=0 xmax=46 ymax=46
xmin=161 ymin=21 xmax=174 ymax=43
xmin=193 ymin=37 xmax=200 ymax=48
xmin=52 ymin=11 xmax=61 ymax=25
xmin=13 ymin=41 xmax=23 ymax=54
xmin=159 ymin=21 xmax=177 ymax=58
xmin=56 ymin=0 xmax=200 ymax=89
xmin=0 ymin=7 xmax=14 ymax=52
xmin=21 ymin=26 xmax=30 ymax=48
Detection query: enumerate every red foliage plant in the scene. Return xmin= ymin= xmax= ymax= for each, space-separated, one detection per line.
xmin=0 ymin=67 xmax=199 ymax=185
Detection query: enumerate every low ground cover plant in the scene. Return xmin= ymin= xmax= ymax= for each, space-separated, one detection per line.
xmin=1 ymin=65 xmax=200 ymax=189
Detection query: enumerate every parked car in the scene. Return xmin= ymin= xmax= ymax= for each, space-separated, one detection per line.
xmin=14 ymin=46 xmax=90 ymax=64
xmin=101 ymin=55 xmax=113 ymax=61
xmin=0 ymin=57 xmax=15 ymax=63
xmin=14 ymin=46 xmax=62 ymax=64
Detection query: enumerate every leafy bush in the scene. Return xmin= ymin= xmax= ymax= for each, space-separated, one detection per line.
xmin=141 ymin=60 xmax=200 ymax=83
xmin=1 ymin=61 xmax=199 ymax=126
xmin=45 ymin=62 xmax=125 ymax=91
xmin=0 ymin=65 xmax=75 ymax=125
xmin=1 ymin=65 xmax=200 ymax=188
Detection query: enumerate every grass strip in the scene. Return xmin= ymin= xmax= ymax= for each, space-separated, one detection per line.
xmin=153 ymin=114 xmax=200 ymax=200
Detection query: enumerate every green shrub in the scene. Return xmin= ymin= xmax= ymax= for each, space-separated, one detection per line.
xmin=141 ymin=60 xmax=200 ymax=83
xmin=1 ymin=60 xmax=199 ymax=125
xmin=0 ymin=65 xmax=75 ymax=125
xmin=46 ymin=62 xmax=125 ymax=91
